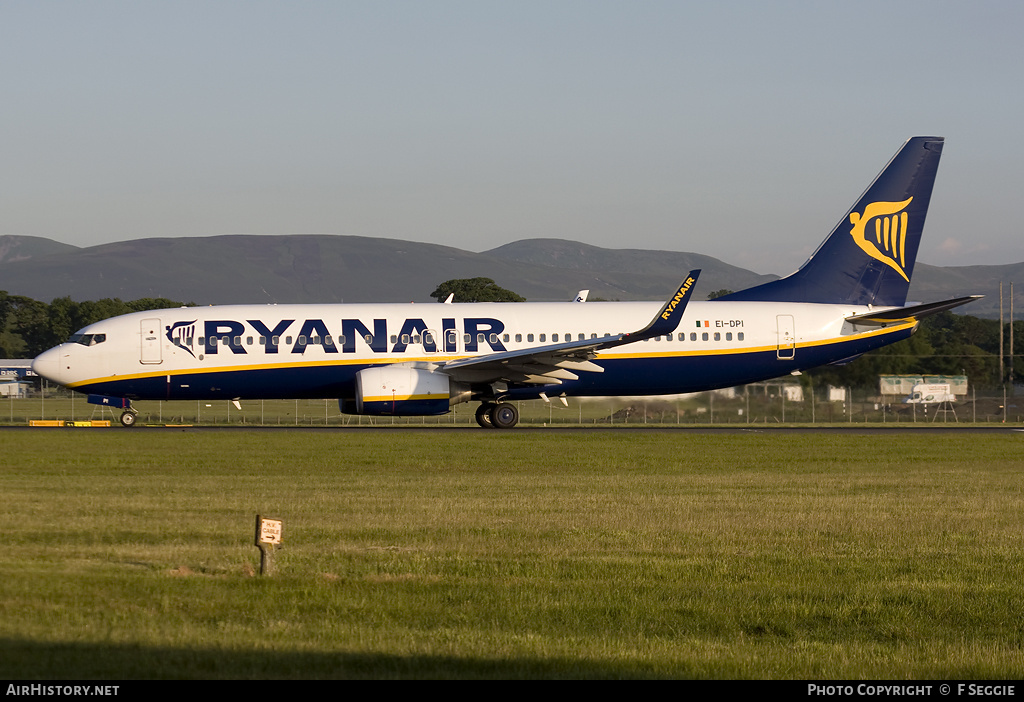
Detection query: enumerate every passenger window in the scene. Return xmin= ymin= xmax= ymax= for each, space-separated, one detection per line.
xmin=678 ymin=333 xmax=684 ymax=341
xmin=272 ymin=336 xmax=280 ymax=345
xmin=503 ymin=334 xmax=510 ymax=342
xmin=390 ymin=335 xmax=398 ymax=344
xmin=714 ymin=332 xmax=720 ymax=341
xmin=726 ymin=332 xmax=732 ymax=341
xmin=690 ymin=333 xmax=696 ymax=341
xmin=738 ymin=332 xmax=745 ymax=341
xmin=364 ymin=334 xmax=372 ymax=344
xmin=286 ymin=336 xmax=293 ymax=345
xmin=247 ymin=336 xmax=253 ymax=345
xmin=539 ymin=334 xmax=546 ymax=342
xmin=402 ymin=334 xmax=410 ymax=344
xmin=489 ymin=333 xmax=497 ymax=344
xmin=702 ymin=332 xmax=709 ymax=341
xmin=198 ymin=336 xmax=206 ymax=346
xmin=515 ymin=334 xmax=522 ymax=342
xmin=325 ymin=335 xmax=333 ymax=345
xmin=552 ymin=334 xmax=559 ymax=342
xmin=297 ymin=335 xmax=306 ymax=345
xmin=478 ymin=333 xmax=485 ymax=344
xmin=259 ymin=336 xmax=267 ymax=345
xmin=528 ymin=334 xmax=535 ymax=342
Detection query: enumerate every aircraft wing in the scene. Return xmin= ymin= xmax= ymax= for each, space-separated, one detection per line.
xmin=439 ymin=271 xmax=700 ymax=386
xmin=845 ymin=295 xmax=982 ymax=326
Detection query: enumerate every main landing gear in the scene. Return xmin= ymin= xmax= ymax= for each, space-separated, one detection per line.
xmin=475 ymin=402 xmax=519 ymax=429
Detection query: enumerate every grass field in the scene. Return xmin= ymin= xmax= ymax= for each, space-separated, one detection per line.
xmin=2 ymin=429 xmax=1023 ymax=679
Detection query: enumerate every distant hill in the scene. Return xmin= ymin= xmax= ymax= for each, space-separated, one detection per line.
xmin=0 ymin=233 xmax=1018 ymax=318
xmin=0 ymin=235 xmax=79 ymax=265
xmin=909 ymin=262 xmax=1024 ymax=319
xmin=483 ymin=239 xmax=774 ymax=299
xmin=0 ymin=234 xmax=775 ymax=305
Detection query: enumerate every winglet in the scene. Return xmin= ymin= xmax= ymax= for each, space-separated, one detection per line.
xmin=625 ymin=270 xmax=700 ymax=341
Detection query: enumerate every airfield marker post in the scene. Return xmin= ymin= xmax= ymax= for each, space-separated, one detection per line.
xmin=255 ymin=515 xmax=283 ymax=576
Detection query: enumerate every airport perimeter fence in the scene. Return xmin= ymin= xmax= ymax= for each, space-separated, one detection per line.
xmin=4 ymin=384 xmax=1022 ymax=426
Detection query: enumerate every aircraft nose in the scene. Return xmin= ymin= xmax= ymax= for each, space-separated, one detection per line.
xmin=31 ymin=347 xmax=64 ymax=385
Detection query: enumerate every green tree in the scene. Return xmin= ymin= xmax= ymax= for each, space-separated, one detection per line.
xmin=0 ymin=294 xmax=193 ymax=358
xmin=706 ymin=289 xmax=734 ymax=300
xmin=8 ymin=295 xmax=53 ymax=357
xmin=430 ymin=278 xmax=526 ymax=303
xmin=0 ymin=291 xmax=26 ymax=357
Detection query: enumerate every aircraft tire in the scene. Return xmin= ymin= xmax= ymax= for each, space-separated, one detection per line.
xmin=475 ymin=403 xmax=495 ymax=428
xmin=489 ymin=402 xmax=519 ymax=429
xmin=120 ymin=410 xmax=138 ymax=428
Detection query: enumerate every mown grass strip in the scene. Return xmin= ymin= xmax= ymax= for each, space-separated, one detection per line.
xmin=2 ymin=431 xmax=1023 ymax=678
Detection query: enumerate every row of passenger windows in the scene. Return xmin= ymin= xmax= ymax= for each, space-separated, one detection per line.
xmin=648 ymin=332 xmax=746 ymax=342
xmin=180 ymin=330 xmax=746 ymax=347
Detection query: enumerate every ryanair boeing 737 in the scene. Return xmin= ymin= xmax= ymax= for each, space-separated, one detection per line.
xmin=32 ymin=137 xmax=979 ymax=428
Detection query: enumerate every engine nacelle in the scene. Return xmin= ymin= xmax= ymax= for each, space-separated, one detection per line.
xmin=345 ymin=366 xmax=459 ymax=416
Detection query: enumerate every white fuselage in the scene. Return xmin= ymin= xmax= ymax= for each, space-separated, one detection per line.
xmin=32 ymin=299 xmax=915 ymax=405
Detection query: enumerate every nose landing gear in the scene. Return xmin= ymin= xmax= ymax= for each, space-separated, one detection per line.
xmin=119 ymin=409 xmax=139 ymax=427
xmin=86 ymin=394 xmax=138 ymax=427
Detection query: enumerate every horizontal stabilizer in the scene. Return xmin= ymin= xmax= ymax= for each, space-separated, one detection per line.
xmin=845 ymin=295 xmax=982 ymax=326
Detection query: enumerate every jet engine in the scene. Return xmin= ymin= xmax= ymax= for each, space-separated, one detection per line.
xmin=344 ymin=366 xmax=466 ymax=416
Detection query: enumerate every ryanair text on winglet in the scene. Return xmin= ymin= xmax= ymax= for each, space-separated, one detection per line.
xmin=660 ymin=277 xmax=696 ymax=321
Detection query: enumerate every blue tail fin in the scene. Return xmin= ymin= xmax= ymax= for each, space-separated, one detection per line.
xmin=721 ymin=136 xmax=944 ymax=306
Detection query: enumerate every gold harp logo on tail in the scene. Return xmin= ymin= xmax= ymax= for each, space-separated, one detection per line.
xmin=849 ymin=197 xmax=914 ymax=282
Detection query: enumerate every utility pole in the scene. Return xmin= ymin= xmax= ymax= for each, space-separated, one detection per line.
xmin=1000 ymin=283 xmax=1005 ymax=386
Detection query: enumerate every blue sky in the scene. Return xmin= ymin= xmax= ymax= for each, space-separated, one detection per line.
xmin=2 ymin=0 xmax=1022 ymax=275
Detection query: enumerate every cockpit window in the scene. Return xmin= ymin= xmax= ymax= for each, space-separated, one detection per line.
xmin=68 ymin=333 xmax=106 ymax=347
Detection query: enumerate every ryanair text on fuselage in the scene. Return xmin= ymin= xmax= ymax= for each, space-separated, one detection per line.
xmin=174 ymin=316 xmax=509 ymax=357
